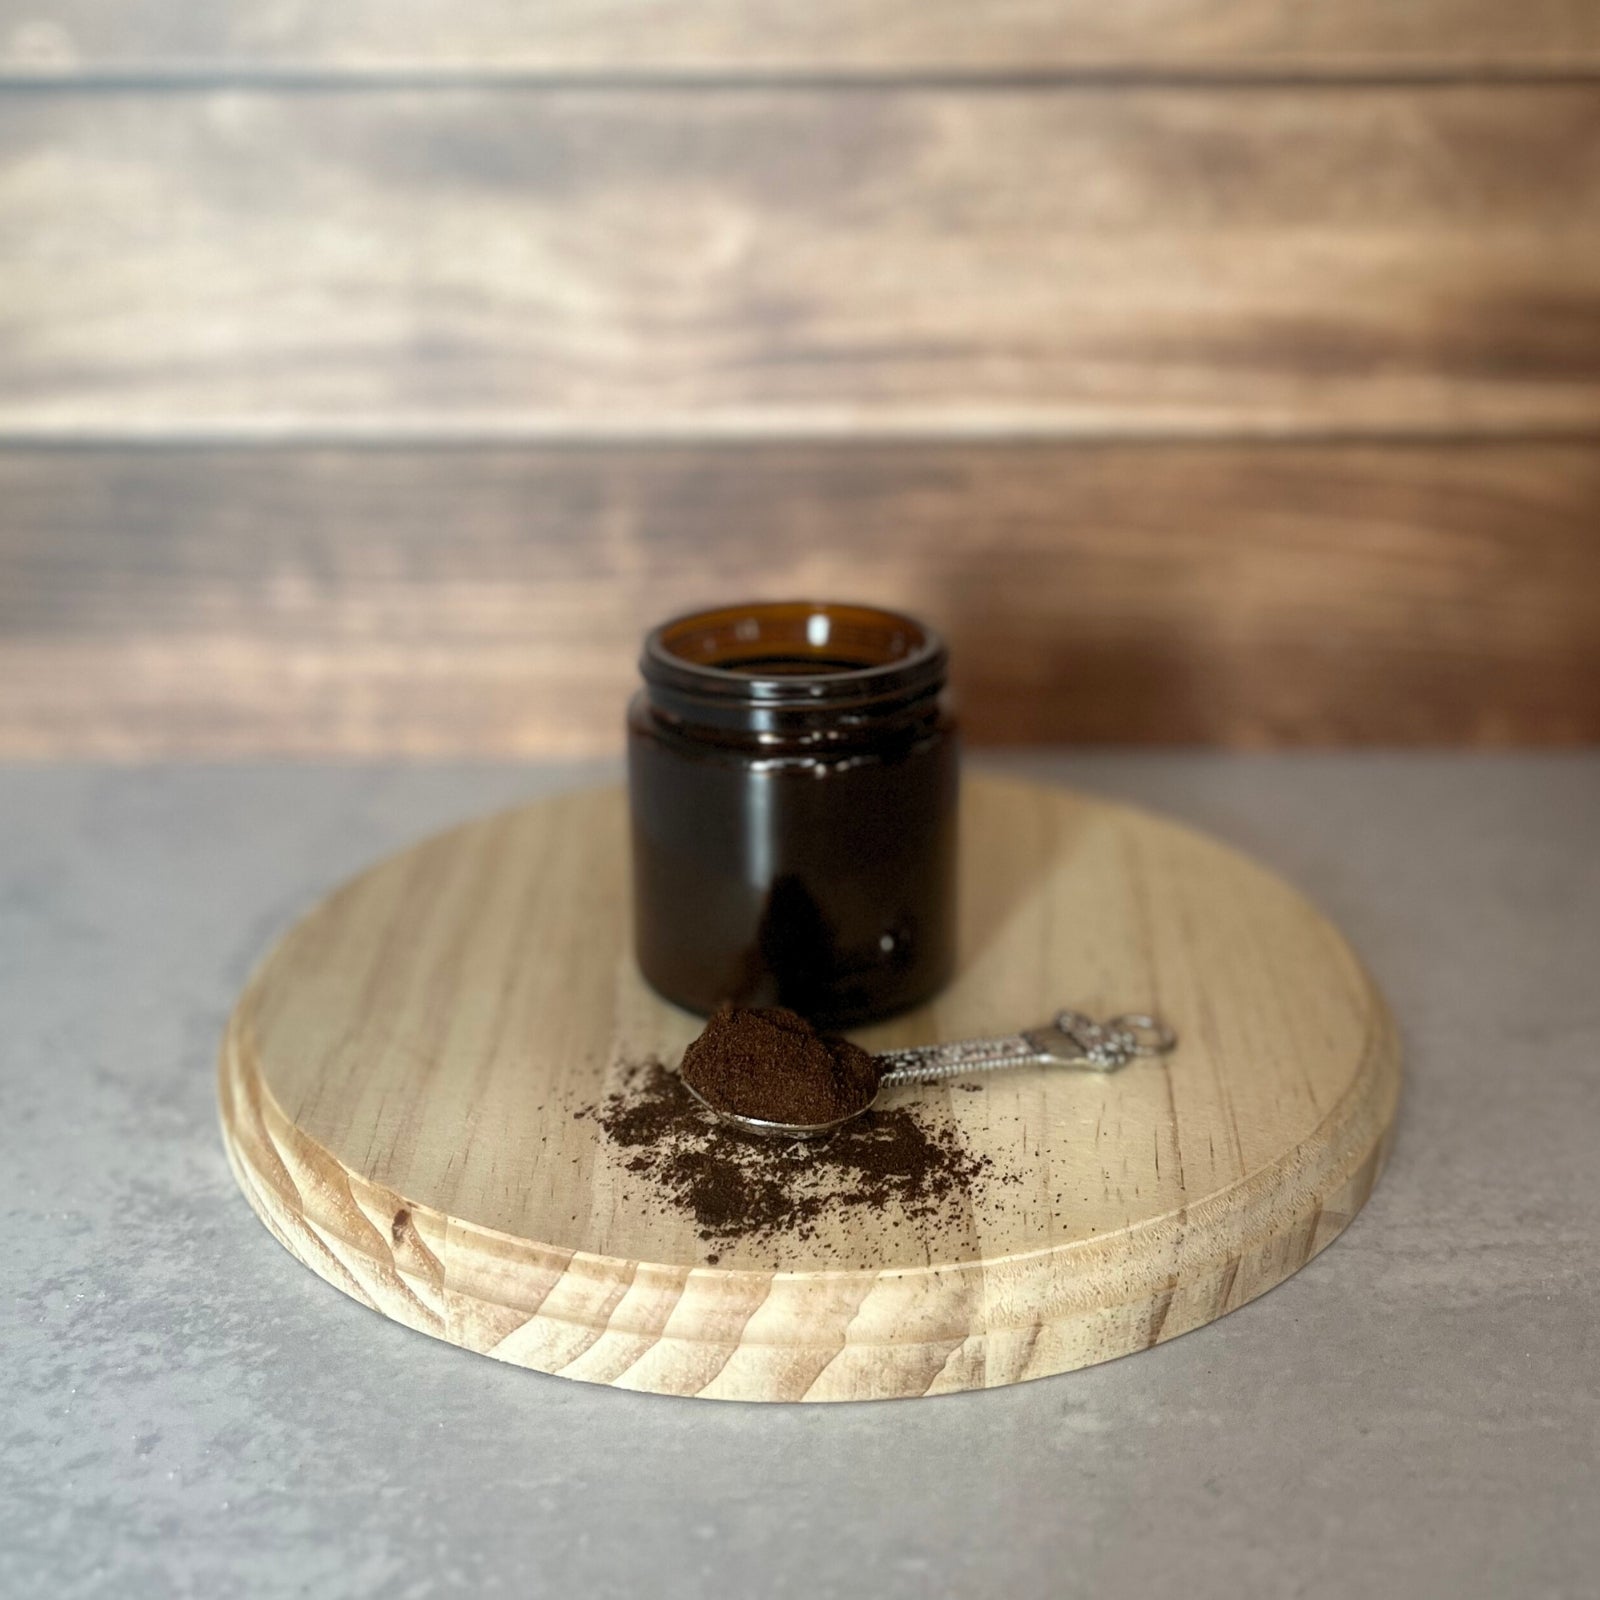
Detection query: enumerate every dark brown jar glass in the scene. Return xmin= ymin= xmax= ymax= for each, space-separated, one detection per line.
xmin=628 ymin=601 xmax=959 ymax=1028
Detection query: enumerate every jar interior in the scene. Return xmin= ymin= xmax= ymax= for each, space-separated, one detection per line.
xmin=657 ymin=602 xmax=925 ymax=681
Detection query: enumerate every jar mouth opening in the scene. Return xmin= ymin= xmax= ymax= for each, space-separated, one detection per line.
xmin=642 ymin=601 xmax=947 ymax=707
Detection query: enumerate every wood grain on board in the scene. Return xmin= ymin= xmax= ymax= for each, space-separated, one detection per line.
xmin=220 ymin=775 xmax=1400 ymax=1399
xmin=5 ymin=0 xmax=1599 ymax=77
xmin=5 ymin=443 xmax=1598 ymax=756
xmin=3 ymin=87 xmax=1599 ymax=437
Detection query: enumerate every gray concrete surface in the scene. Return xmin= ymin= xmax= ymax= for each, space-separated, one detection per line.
xmin=2 ymin=755 xmax=1597 ymax=1600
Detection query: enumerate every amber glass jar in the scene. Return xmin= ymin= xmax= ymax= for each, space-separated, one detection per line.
xmin=628 ymin=601 xmax=959 ymax=1028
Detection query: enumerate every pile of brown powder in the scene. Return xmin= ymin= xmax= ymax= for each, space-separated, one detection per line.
xmin=679 ymin=1005 xmax=880 ymax=1125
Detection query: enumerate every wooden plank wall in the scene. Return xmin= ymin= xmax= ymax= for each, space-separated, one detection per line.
xmin=2 ymin=3 xmax=1598 ymax=754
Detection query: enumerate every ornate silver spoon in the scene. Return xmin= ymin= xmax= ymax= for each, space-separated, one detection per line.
xmin=682 ymin=1008 xmax=1177 ymax=1139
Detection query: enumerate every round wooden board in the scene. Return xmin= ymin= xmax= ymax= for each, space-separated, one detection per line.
xmin=220 ymin=774 xmax=1399 ymax=1402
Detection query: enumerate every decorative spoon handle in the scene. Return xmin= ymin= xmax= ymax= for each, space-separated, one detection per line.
xmin=875 ymin=1010 xmax=1176 ymax=1088
xmin=875 ymin=1033 xmax=1038 ymax=1086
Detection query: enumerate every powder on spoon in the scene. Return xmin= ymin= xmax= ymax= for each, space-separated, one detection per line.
xmin=678 ymin=1004 xmax=880 ymax=1126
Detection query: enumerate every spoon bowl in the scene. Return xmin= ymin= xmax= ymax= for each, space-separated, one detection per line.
xmin=680 ymin=1075 xmax=874 ymax=1139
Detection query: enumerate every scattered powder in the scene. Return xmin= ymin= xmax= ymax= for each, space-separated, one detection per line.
xmin=579 ymin=1056 xmax=1003 ymax=1253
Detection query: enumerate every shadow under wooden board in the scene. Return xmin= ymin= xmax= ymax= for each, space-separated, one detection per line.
xmin=219 ymin=773 xmax=1400 ymax=1402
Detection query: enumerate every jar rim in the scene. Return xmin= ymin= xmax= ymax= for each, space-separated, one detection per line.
xmin=640 ymin=600 xmax=948 ymax=710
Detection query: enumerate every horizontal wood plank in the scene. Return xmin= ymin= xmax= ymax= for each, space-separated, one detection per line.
xmin=3 ymin=443 xmax=1597 ymax=754
xmin=4 ymin=1 xmax=1600 ymax=78
xmin=2 ymin=87 xmax=1600 ymax=439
